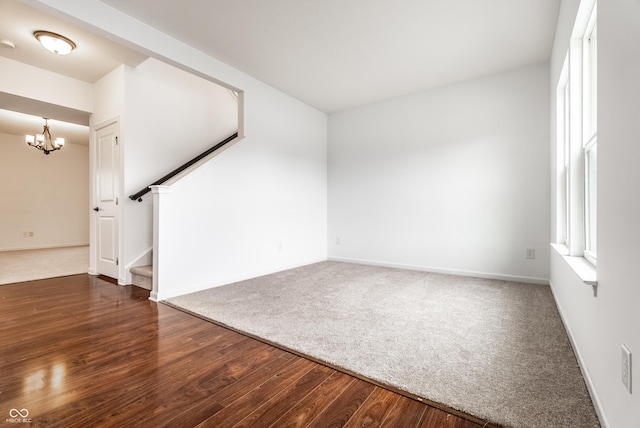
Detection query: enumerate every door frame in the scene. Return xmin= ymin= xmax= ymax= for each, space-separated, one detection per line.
xmin=89 ymin=117 xmax=123 ymax=283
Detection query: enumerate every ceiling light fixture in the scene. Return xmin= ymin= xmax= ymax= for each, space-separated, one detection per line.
xmin=26 ymin=118 xmax=65 ymax=155
xmin=34 ymin=30 xmax=76 ymax=55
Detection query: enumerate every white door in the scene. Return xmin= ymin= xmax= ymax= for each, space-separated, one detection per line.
xmin=94 ymin=122 xmax=120 ymax=279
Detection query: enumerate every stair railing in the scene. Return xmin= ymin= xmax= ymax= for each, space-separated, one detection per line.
xmin=128 ymin=132 xmax=238 ymax=202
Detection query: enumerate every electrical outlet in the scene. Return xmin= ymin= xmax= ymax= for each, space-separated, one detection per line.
xmin=622 ymin=344 xmax=632 ymax=393
xmin=526 ymin=248 xmax=536 ymax=259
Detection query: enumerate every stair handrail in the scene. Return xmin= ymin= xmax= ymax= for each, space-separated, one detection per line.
xmin=128 ymin=132 xmax=238 ymax=202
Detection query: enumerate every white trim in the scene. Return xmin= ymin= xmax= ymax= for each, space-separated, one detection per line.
xmin=328 ymin=257 xmax=549 ymax=285
xmin=155 ymin=257 xmax=327 ymax=301
xmin=556 ymin=54 xmax=570 ymax=245
xmin=551 ymin=244 xmax=597 ymax=291
xmin=548 ymin=280 xmax=609 ymax=428
xmin=584 ymin=132 xmax=597 ymax=151
xmin=583 ymin=248 xmax=597 ymax=267
xmin=571 ymin=0 xmax=598 ymax=38
xmin=0 ymin=242 xmax=89 ymax=252
xmin=125 ymin=246 xmax=153 ymax=270
xmin=583 ymin=139 xmax=597 ymax=261
xmin=581 ymin=2 xmax=597 ymax=262
xmin=90 ymin=117 xmax=122 ymax=283
xmin=124 ymin=246 xmax=153 ymax=285
xmin=567 ymin=36 xmax=586 ymax=257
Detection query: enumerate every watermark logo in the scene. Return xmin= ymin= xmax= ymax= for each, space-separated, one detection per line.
xmin=6 ymin=408 xmax=32 ymax=424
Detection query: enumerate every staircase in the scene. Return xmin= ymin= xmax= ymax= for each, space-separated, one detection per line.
xmin=127 ymin=132 xmax=240 ymax=300
xmin=131 ymin=265 xmax=152 ymax=290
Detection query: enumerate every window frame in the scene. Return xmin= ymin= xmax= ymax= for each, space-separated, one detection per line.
xmin=555 ymin=0 xmax=597 ymax=267
xmin=582 ymin=5 xmax=597 ymax=265
xmin=556 ymin=57 xmax=570 ymax=246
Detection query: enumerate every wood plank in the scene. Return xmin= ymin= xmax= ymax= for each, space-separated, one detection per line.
xmin=61 ymin=337 xmax=276 ymax=427
xmin=202 ymin=352 xmax=299 ymax=407
xmin=418 ymin=406 xmax=484 ymax=428
xmin=271 ymin=371 xmax=356 ymax=427
xmin=344 ymin=386 xmax=400 ymax=428
xmin=454 ymin=417 xmax=486 ymax=428
xmin=232 ymin=364 xmax=335 ymax=428
xmin=195 ymin=358 xmax=317 ymax=427
xmin=306 ymin=378 xmax=376 ymax=428
xmin=132 ymin=345 xmax=291 ymax=428
xmin=380 ymin=395 xmax=428 ymax=428
xmin=30 ymin=325 xmax=270 ymax=425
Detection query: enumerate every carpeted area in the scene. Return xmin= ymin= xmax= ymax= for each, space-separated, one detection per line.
xmin=165 ymin=261 xmax=600 ymax=428
xmin=0 ymin=246 xmax=89 ymax=285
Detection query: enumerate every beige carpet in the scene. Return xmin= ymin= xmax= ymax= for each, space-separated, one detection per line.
xmin=0 ymin=246 xmax=89 ymax=285
xmin=166 ymin=261 xmax=600 ymax=428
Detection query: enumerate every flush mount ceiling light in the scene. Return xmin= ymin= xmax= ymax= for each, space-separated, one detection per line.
xmin=33 ymin=30 xmax=76 ymax=55
xmin=26 ymin=118 xmax=65 ymax=155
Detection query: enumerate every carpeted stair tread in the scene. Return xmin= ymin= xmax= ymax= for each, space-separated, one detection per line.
xmin=130 ymin=265 xmax=152 ymax=277
xmin=131 ymin=265 xmax=152 ymax=290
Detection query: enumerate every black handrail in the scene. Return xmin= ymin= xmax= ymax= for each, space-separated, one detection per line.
xmin=129 ymin=132 xmax=238 ymax=202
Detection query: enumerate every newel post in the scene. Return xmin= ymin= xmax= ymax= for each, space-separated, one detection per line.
xmin=150 ymin=185 xmax=172 ymax=302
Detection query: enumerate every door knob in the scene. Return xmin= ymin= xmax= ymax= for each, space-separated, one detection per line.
xmin=93 ymin=206 xmax=101 ymax=212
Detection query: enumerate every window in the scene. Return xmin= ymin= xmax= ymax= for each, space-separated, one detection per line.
xmin=556 ymin=0 xmax=597 ymax=266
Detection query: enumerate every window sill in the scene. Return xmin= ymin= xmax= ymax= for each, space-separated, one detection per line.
xmin=551 ymin=244 xmax=598 ymax=296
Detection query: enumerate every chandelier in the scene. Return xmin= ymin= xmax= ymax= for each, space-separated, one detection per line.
xmin=25 ymin=118 xmax=65 ymax=155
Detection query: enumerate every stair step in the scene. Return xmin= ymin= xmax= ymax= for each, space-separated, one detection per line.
xmin=131 ymin=265 xmax=152 ymax=277
xmin=131 ymin=265 xmax=152 ymax=290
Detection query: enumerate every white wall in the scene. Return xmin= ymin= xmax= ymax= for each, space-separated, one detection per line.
xmin=549 ymin=1 xmax=640 ymax=427
xmin=124 ymin=58 xmax=238 ymax=196
xmin=89 ymin=59 xmax=238 ymax=282
xmin=34 ymin=0 xmax=328 ymax=293
xmin=91 ymin=65 xmax=125 ymax=127
xmin=154 ymin=93 xmax=327 ymax=299
xmin=328 ymin=64 xmax=550 ymax=283
xmin=0 ymin=132 xmax=89 ymax=251
xmin=0 ymin=56 xmax=92 ymax=113
xmin=122 ymin=58 xmax=238 ymax=278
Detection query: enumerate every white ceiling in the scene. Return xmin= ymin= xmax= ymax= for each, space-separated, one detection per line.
xmin=0 ymin=0 xmax=561 ymax=141
xmin=0 ymin=0 xmax=146 ymax=83
xmin=0 ymin=0 xmax=147 ymax=143
xmin=101 ymin=0 xmax=561 ymax=113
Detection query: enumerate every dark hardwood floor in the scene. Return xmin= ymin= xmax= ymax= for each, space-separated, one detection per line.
xmin=0 ymin=275 xmax=491 ymax=427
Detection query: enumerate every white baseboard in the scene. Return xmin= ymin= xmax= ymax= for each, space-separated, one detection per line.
xmin=0 ymin=242 xmax=89 ymax=252
xmin=156 ymin=257 xmax=327 ymax=302
xmin=328 ymin=256 xmax=549 ymax=285
xmin=548 ymin=280 xmax=609 ymax=428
